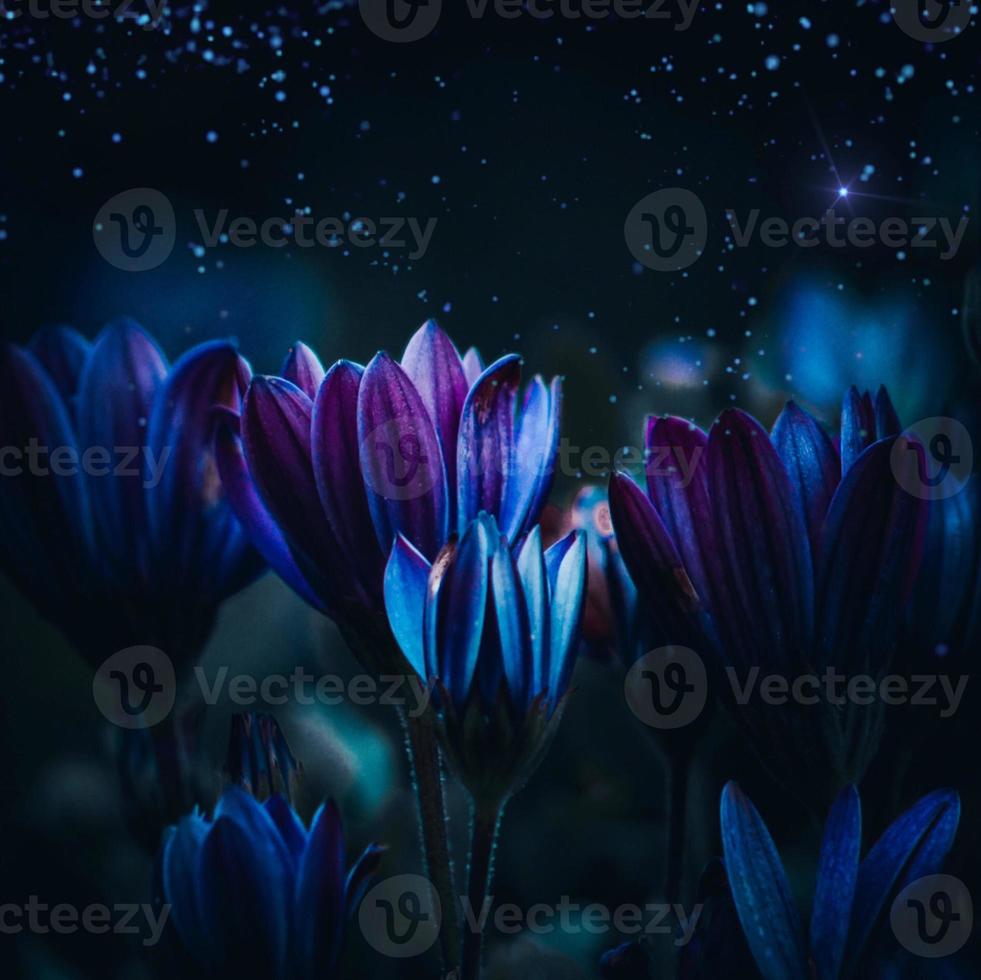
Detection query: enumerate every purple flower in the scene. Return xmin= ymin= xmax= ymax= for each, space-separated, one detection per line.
xmin=719 ymin=781 xmax=960 ymax=979
xmin=0 ymin=319 xmax=261 ymax=666
xmin=216 ymin=320 xmax=562 ymax=675
xmin=160 ymin=786 xmax=382 ymax=978
xmin=383 ymin=514 xmax=586 ymax=805
xmin=609 ymin=386 xmax=929 ymax=804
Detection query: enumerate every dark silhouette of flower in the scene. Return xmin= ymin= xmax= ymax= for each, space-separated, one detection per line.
xmin=159 ymin=786 xmax=382 ymax=978
xmin=0 ymin=319 xmax=261 ymax=667
xmin=224 ymin=712 xmax=302 ymax=804
xmin=608 ymin=387 xmax=929 ymax=806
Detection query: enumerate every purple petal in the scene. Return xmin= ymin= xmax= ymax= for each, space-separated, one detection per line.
xmin=401 ymin=320 xmax=469 ymax=513
xmin=215 ymin=412 xmax=321 ymax=609
xmin=457 ymin=354 xmax=521 ymax=534
xmin=77 ymin=318 xmax=168 ymax=582
xmin=645 ymin=415 xmax=719 ymax=609
xmin=242 ymin=377 xmax=343 ymax=607
xmin=281 ymin=342 xmax=325 ymax=399
xmin=358 ymin=352 xmax=449 ymax=561
xmin=607 ymin=472 xmax=700 ymax=644
xmin=312 ymin=360 xmax=384 ymax=602
xmin=771 ymin=401 xmax=841 ymax=559
xmin=462 ymin=347 xmax=485 ymax=386
xmin=708 ymin=409 xmax=813 ymax=671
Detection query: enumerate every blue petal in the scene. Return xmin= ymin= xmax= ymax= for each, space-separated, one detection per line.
xmin=848 ymin=789 xmax=960 ymax=969
xmin=771 ymin=401 xmax=840 ymax=559
xmin=545 ymin=531 xmax=587 ymax=703
xmin=874 ymin=385 xmax=901 ymax=439
xmin=77 ymin=317 xmax=168 ymax=583
xmin=720 ymin=782 xmax=808 ymax=980
xmin=293 ymin=801 xmax=346 ymax=980
xmin=810 ymin=786 xmax=861 ymax=980
xmin=484 ymin=533 xmax=530 ymax=708
xmin=840 ymin=386 xmax=876 ymax=474
xmin=264 ymin=793 xmax=308 ymax=870
xmin=29 ymin=324 xmax=91 ymax=406
xmin=161 ymin=813 xmax=212 ymax=968
xmin=517 ymin=527 xmax=549 ymax=697
xmin=384 ymin=534 xmax=431 ymax=680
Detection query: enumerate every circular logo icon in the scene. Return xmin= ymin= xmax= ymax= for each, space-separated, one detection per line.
xmin=360 ymin=419 xmax=443 ymax=502
xmin=359 ymin=0 xmax=442 ymax=42
xmin=624 ymin=646 xmax=707 ymax=729
xmin=625 ymin=188 xmax=707 ymax=272
xmin=892 ymin=0 xmax=972 ymax=43
xmin=93 ymin=646 xmax=176 ymax=729
xmin=93 ymin=188 xmax=176 ymax=271
xmin=358 ymin=874 xmax=441 ymax=958
xmin=890 ymin=418 xmax=973 ymax=500
xmin=891 ymin=874 xmax=972 ymax=958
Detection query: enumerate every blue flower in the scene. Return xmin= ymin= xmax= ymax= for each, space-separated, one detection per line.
xmin=0 ymin=319 xmax=262 ymax=667
xmin=224 ymin=712 xmax=302 ymax=804
xmin=720 ymin=781 xmax=960 ymax=979
xmin=160 ymin=786 xmax=382 ymax=978
xmin=383 ymin=513 xmax=587 ymax=805
xmin=215 ymin=320 xmax=561 ymax=676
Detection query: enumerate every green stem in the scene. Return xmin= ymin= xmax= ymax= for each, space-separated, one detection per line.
xmin=462 ymin=802 xmax=504 ymax=980
xmin=402 ymin=709 xmax=461 ymax=974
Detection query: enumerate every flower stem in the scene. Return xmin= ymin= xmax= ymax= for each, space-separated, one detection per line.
xmin=462 ymin=802 xmax=504 ymax=980
xmin=402 ymin=709 xmax=461 ymax=974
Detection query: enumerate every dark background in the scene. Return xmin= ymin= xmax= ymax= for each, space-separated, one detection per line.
xmin=1 ymin=0 xmax=979 ymax=976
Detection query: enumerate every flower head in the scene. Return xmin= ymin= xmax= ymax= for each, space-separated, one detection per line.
xmin=609 ymin=386 xmax=929 ymax=804
xmin=224 ymin=712 xmax=302 ymax=804
xmin=217 ymin=320 xmax=561 ymax=676
xmin=384 ymin=513 xmax=587 ymax=806
xmin=718 ymin=781 xmax=960 ymax=979
xmin=0 ymin=319 xmax=261 ymax=667
xmin=160 ymin=786 xmax=382 ymax=978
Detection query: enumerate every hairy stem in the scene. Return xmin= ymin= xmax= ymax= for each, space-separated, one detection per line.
xmin=461 ymin=802 xmax=504 ymax=980
xmin=402 ymin=709 xmax=461 ymax=974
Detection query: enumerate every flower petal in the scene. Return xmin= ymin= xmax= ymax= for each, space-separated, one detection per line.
xmin=840 ymin=386 xmax=876 ymax=474
xmin=457 ymin=354 xmax=521 ymax=534
xmin=384 ymin=534 xmax=431 ymax=680
xmin=358 ymin=352 xmax=449 ymax=561
xmin=720 ymin=782 xmax=808 ymax=980
xmin=77 ymin=317 xmax=168 ymax=582
xmin=161 ymin=814 xmax=212 ymax=967
xmin=462 ymin=347 xmax=485 ymax=386
xmin=815 ymin=436 xmax=929 ymax=671
xmin=517 ymin=527 xmax=549 ymax=696
xmin=501 ymin=375 xmax=562 ymax=543
xmin=312 ymin=360 xmax=384 ymax=603
xmin=810 ymin=786 xmax=861 ymax=980
xmin=545 ymin=530 xmax=587 ymax=703
xmin=848 ymin=789 xmax=960 ymax=970
xmin=709 ymin=409 xmax=813 ymax=671
xmin=281 ymin=342 xmax=325 ymax=399
xmin=771 ymin=402 xmax=841 ymax=559
xmin=294 ymin=801 xmax=346 ymax=980
xmin=874 ymin=385 xmax=900 ymax=439
xmin=29 ymin=324 xmax=91 ymax=405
